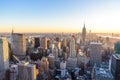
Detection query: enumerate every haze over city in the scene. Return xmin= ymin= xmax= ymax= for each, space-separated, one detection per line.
xmin=1 ymin=0 xmax=120 ymax=33
xmin=1 ymin=0 xmax=120 ymax=80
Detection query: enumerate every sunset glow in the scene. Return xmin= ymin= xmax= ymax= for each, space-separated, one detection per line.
xmin=0 ymin=0 xmax=120 ymax=33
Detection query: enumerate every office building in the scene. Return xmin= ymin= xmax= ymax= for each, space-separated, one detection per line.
xmin=69 ymin=38 xmax=76 ymax=58
xmin=39 ymin=57 xmax=49 ymax=75
xmin=48 ymin=54 xmax=55 ymax=69
xmin=34 ymin=37 xmax=40 ymax=48
xmin=90 ymin=42 xmax=102 ymax=66
xmin=40 ymin=37 xmax=48 ymax=49
xmin=0 ymin=38 xmax=9 ymax=80
xmin=12 ymin=33 xmax=26 ymax=59
xmin=66 ymin=57 xmax=77 ymax=69
xmin=114 ymin=42 xmax=120 ymax=54
xmin=54 ymin=41 xmax=61 ymax=49
xmin=54 ymin=47 xmax=59 ymax=59
xmin=111 ymin=54 xmax=120 ymax=80
xmin=18 ymin=62 xmax=37 ymax=80
xmin=63 ymin=38 xmax=67 ymax=47
xmin=77 ymin=51 xmax=89 ymax=68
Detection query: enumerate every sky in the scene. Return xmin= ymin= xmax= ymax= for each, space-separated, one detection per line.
xmin=0 ymin=0 xmax=120 ymax=33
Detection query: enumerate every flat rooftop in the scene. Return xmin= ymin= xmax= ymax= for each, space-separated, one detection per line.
xmin=90 ymin=42 xmax=102 ymax=45
xmin=113 ymin=54 xmax=120 ymax=60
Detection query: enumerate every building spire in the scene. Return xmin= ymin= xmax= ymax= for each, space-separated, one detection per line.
xmin=12 ymin=28 xmax=14 ymax=34
xmin=83 ymin=21 xmax=86 ymax=28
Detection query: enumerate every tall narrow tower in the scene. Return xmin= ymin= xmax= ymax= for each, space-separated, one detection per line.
xmin=0 ymin=37 xmax=9 ymax=79
xmin=69 ymin=38 xmax=76 ymax=58
xmin=82 ymin=23 xmax=86 ymax=45
xmin=12 ymin=28 xmax=14 ymax=34
xmin=11 ymin=28 xmax=14 ymax=50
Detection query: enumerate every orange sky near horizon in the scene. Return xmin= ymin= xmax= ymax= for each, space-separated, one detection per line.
xmin=1 ymin=1 xmax=120 ymax=34
xmin=0 ymin=26 xmax=120 ymax=33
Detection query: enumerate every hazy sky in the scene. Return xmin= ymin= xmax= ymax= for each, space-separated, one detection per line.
xmin=0 ymin=0 xmax=120 ymax=33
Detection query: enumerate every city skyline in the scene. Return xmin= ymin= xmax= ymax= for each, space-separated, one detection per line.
xmin=1 ymin=0 xmax=120 ymax=33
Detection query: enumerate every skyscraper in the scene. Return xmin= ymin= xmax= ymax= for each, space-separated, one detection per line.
xmin=66 ymin=38 xmax=77 ymax=69
xmin=69 ymin=38 xmax=76 ymax=58
xmin=40 ymin=37 xmax=48 ymax=49
xmin=0 ymin=37 xmax=9 ymax=79
xmin=63 ymin=38 xmax=67 ymax=47
xmin=82 ymin=24 xmax=86 ymax=45
xmin=34 ymin=37 xmax=40 ymax=48
xmin=111 ymin=54 xmax=120 ymax=80
xmin=18 ymin=62 xmax=37 ymax=80
xmin=12 ymin=33 xmax=26 ymax=59
xmin=90 ymin=42 xmax=102 ymax=67
xmin=114 ymin=42 xmax=120 ymax=54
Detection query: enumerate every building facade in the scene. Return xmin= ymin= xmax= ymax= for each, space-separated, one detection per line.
xmin=69 ymin=38 xmax=76 ymax=58
xmin=111 ymin=54 xmax=120 ymax=80
xmin=12 ymin=33 xmax=26 ymax=59
xmin=0 ymin=37 xmax=9 ymax=80
xmin=90 ymin=42 xmax=102 ymax=67
xmin=82 ymin=24 xmax=86 ymax=45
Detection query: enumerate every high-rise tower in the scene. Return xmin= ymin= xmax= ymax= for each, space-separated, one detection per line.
xmin=12 ymin=33 xmax=26 ymax=59
xmin=90 ymin=42 xmax=102 ymax=67
xmin=82 ymin=23 xmax=86 ymax=45
xmin=0 ymin=37 xmax=9 ymax=79
xmin=69 ymin=38 xmax=76 ymax=58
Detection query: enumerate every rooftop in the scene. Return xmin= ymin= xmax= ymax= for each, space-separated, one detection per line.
xmin=90 ymin=42 xmax=102 ymax=45
xmin=113 ymin=54 xmax=120 ymax=60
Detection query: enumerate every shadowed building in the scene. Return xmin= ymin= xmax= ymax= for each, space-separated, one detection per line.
xmin=90 ymin=42 xmax=102 ymax=67
xmin=111 ymin=54 xmax=120 ymax=80
xmin=34 ymin=37 xmax=40 ymax=48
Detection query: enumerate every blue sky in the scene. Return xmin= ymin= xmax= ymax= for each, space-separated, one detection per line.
xmin=0 ymin=0 xmax=120 ymax=33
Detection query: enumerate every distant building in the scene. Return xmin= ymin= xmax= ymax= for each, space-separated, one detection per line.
xmin=111 ymin=54 xmax=120 ymax=80
xmin=37 ymin=57 xmax=49 ymax=80
xmin=63 ymin=38 xmax=67 ymax=47
xmin=40 ymin=37 xmax=48 ymax=49
xmin=54 ymin=47 xmax=59 ymax=59
xmin=90 ymin=42 xmax=102 ymax=67
xmin=69 ymin=38 xmax=76 ymax=58
xmin=39 ymin=57 xmax=49 ymax=74
xmin=82 ymin=24 xmax=86 ymax=45
xmin=0 ymin=37 xmax=9 ymax=80
xmin=114 ymin=42 xmax=120 ymax=54
xmin=48 ymin=54 xmax=55 ymax=69
xmin=63 ymin=52 xmax=68 ymax=61
xmin=12 ymin=33 xmax=26 ymax=59
xmin=54 ymin=41 xmax=61 ymax=50
xmin=76 ymin=32 xmax=81 ymax=44
xmin=77 ymin=51 xmax=89 ymax=68
xmin=53 ymin=41 xmax=61 ymax=59
xmin=34 ymin=37 xmax=40 ymax=48
xmin=66 ymin=57 xmax=77 ymax=69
